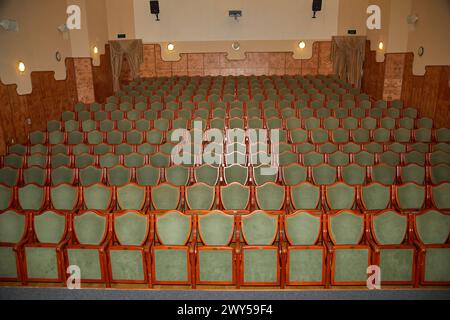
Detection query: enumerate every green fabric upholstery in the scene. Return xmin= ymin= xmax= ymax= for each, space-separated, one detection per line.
xmin=334 ymin=248 xmax=369 ymax=282
xmin=108 ymin=166 xmax=132 ymax=186
xmin=83 ymin=185 xmax=112 ymax=210
xmin=198 ymin=250 xmax=233 ymax=282
xmin=342 ymin=164 xmax=366 ymax=185
xmin=379 ymin=249 xmax=414 ymax=282
xmin=51 ymin=167 xmax=75 ymax=186
xmin=19 ymin=185 xmax=44 ymax=210
xmin=224 ymin=165 xmax=248 ymax=185
xmin=0 ymin=168 xmax=19 ymax=187
xmin=354 ymin=151 xmax=375 ymax=166
xmin=396 ymin=183 xmax=425 ymax=210
xmin=432 ymin=183 xmax=450 ymax=209
xmin=312 ymin=165 xmax=337 ymax=186
xmin=282 ymin=164 xmax=307 ymax=186
xmin=150 ymin=153 xmax=170 ymax=168
xmin=330 ymin=211 xmax=363 ymax=245
xmin=326 ymin=183 xmax=355 ymax=210
xmin=114 ymin=212 xmax=148 ymax=246
xmin=186 ymin=183 xmax=215 ymax=210
xmin=291 ymin=183 xmax=320 ymax=210
xmin=51 ymin=185 xmax=78 ymax=211
xmin=242 ymin=211 xmax=277 ymax=245
xmin=416 ymin=210 xmax=450 ymax=244
xmin=401 ymin=164 xmax=425 ymax=184
xmin=372 ymin=164 xmax=396 ymax=185
xmin=79 ymin=166 xmax=103 ymax=186
xmin=0 ymin=186 xmax=13 ymax=211
xmin=220 ymin=183 xmax=250 ymax=210
xmin=73 ymin=211 xmax=107 ymax=245
xmin=373 ymin=211 xmax=407 ymax=245
xmin=23 ymin=167 xmax=47 ymax=186
xmin=67 ymin=249 xmax=102 ymax=280
xmin=4 ymin=154 xmax=23 ymax=169
xmin=255 ymin=183 xmax=285 ymax=210
xmin=424 ymin=248 xmax=450 ymax=282
xmin=156 ymin=211 xmax=191 ymax=245
xmin=110 ymin=250 xmax=145 ymax=281
xmin=253 ymin=165 xmax=278 ymax=186
xmin=303 ymin=152 xmax=324 ymax=166
xmin=154 ymin=248 xmax=188 ymax=282
xmin=329 ymin=151 xmax=350 ymax=166
xmin=99 ymin=154 xmax=120 ymax=168
xmin=117 ymin=184 xmax=145 ymax=210
xmin=362 ymin=183 xmax=391 ymax=211
xmin=152 ymin=184 xmax=180 ymax=210
xmin=289 ymin=249 xmax=323 ymax=283
xmin=166 ymin=166 xmax=190 ymax=186
xmin=34 ymin=211 xmax=66 ymax=244
xmin=286 ymin=212 xmax=320 ymax=245
xmin=25 ymin=247 xmax=58 ymax=279
xmin=0 ymin=211 xmax=26 ymax=243
xmin=27 ymin=155 xmax=46 ymax=168
xmin=0 ymin=247 xmax=17 ymax=278
xmin=198 ymin=212 xmax=234 ymax=246
xmin=75 ymin=154 xmax=95 ymax=169
xmin=431 ymin=165 xmax=450 ymax=184
xmin=136 ymin=166 xmax=160 ymax=186
xmin=243 ymin=249 xmax=278 ymax=283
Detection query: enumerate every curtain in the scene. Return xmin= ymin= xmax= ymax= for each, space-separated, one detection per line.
xmin=331 ymin=36 xmax=366 ymax=89
xmin=109 ymin=39 xmax=144 ymax=92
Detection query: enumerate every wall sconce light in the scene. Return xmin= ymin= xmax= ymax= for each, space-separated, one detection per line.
xmin=93 ymin=46 xmax=99 ymax=54
xmin=378 ymin=41 xmax=384 ymax=50
xmin=231 ymin=42 xmax=240 ymax=51
xmin=299 ymin=41 xmax=306 ymax=49
xmin=167 ymin=43 xmax=175 ymax=51
xmin=18 ymin=61 xmax=26 ymax=74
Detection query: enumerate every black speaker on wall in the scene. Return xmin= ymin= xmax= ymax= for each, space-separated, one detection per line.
xmin=312 ymin=0 xmax=322 ymax=18
xmin=150 ymin=1 xmax=160 ymax=21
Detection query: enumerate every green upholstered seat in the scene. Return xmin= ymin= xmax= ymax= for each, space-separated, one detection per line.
xmin=23 ymin=167 xmax=47 ymax=186
xmin=312 ymin=164 xmax=337 ymax=186
xmin=329 ymin=210 xmax=369 ymax=283
xmin=50 ymin=184 xmax=79 ymax=211
xmin=109 ymin=211 xmax=149 ymax=282
xmin=371 ymin=164 xmax=396 ymax=185
xmin=117 ymin=184 xmax=146 ymax=210
xmin=401 ymin=164 xmax=425 ymax=185
xmin=107 ymin=166 xmax=132 ymax=187
xmin=24 ymin=211 xmax=66 ymax=280
xmin=220 ymin=183 xmax=250 ymax=211
xmin=290 ymin=183 xmax=321 ymax=210
xmin=18 ymin=184 xmax=45 ymax=211
xmin=186 ymin=183 xmax=216 ymax=210
xmin=415 ymin=210 xmax=450 ymax=283
xmin=430 ymin=165 xmax=450 ymax=184
xmin=166 ymin=165 xmax=190 ymax=186
xmin=0 ymin=167 xmax=19 ymax=187
xmin=194 ymin=165 xmax=220 ymax=186
xmin=255 ymin=183 xmax=285 ymax=211
xmin=431 ymin=183 xmax=450 ymax=210
xmin=342 ymin=164 xmax=366 ymax=186
xmin=136 ymin=166 xmax=160 ymax=186
xmin=241 ymin=211 xmax=279 ymax=284
xmin=224 ymin=165 xmax=249 ymax=185
xmin=83 ymin=184 xmax=112 ymax=211
xmin=326 ymin=183 xmax=356 ymax=210
xmin=153 ymin=211 xmax=192 ymax=283
xmin=151 ymin=183 xmax=180 ymax=210
xmin=361 ymin=183 xmax=391 ymax=211
xmin=0 ymin=210 xmax=27 ymax=279
xmin=396 ymin=183 xmax=425 ymax=211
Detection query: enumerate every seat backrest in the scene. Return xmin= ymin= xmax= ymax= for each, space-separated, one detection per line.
xmin=415 ymin=210 xmax=450 ymax=245
xmin=285 ymin=211 xmax=321 ymax=246
xmin=241 ymin=211 xmax=278 ymax=246
xmin=151 ymin=183 xmax=180 ymax=210
xmin=329 ymin=210 xmax=364 ymax=245
xmin=33 ymin=211 xmax=66 ymax=244
xmin=114 ymin=211 xmax=149 ymax=246
xmin=73 ymin=211 xmax=108 ymax=245
xmin=0 ymin=210 xmax=27 ymax=244
xmin=372 ymin=210 xmax=407 ymax=245
xmin=155 ymin=211 xmax=191 ymax=246
xmin=198 ymin=211 xmax=235 ymax=246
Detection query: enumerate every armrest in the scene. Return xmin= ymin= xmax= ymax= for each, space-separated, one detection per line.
xmin=56 ymin=233 xmax=73 ymax=253
xmin=323 ymin=240 xmax=334 ymax=254
xmin=366 ymin=238 xmax=380 ymax=254
xmin=413 ymin=239 xmax=426 ymax=253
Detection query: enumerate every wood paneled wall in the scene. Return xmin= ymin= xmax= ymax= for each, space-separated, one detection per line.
xmin=362 ymin=40 xmax=450 ymax=128
xmin=0 ymin=45 xmax=113 ymax=155
xmin=134 ymin=42 xmax=333 ymax=79
xmin=0 ymin=58 xmax=78 ymax=154
xmin=92 ymin=45 xmax=114 ymax=103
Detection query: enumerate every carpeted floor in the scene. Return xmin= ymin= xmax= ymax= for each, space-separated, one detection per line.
xmin=1 ymin=287 xmax=450 ymax=300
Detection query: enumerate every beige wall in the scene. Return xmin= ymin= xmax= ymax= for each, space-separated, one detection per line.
xmin=337 ymin=0 xmax=369 ymax=36
xmin=86 ymin=0 xmax=109 ymax=65
xmin=106 ymin=0 xmax=135 ymax=40
xmin=0 ymin=0 xmax=73 ymax=94
xmin=407 ymin=0 xmax=450 ymax=75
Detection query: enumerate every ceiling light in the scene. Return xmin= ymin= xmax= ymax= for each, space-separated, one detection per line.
xmin=167 ymin=43 xmax=175 ymax=51
xmin=299 ymin=41 xmax=306 ymax=49
xmin=18 ymin=61 xmax=26 ymax=73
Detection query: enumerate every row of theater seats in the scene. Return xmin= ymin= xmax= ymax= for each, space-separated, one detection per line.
xmin=1 ymin=163 xmax=449 ymax=187
xmin=1 ymin=208 xmax=449 ymax=287
xmin=1 ymin=181 xmax=449 ymax=213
